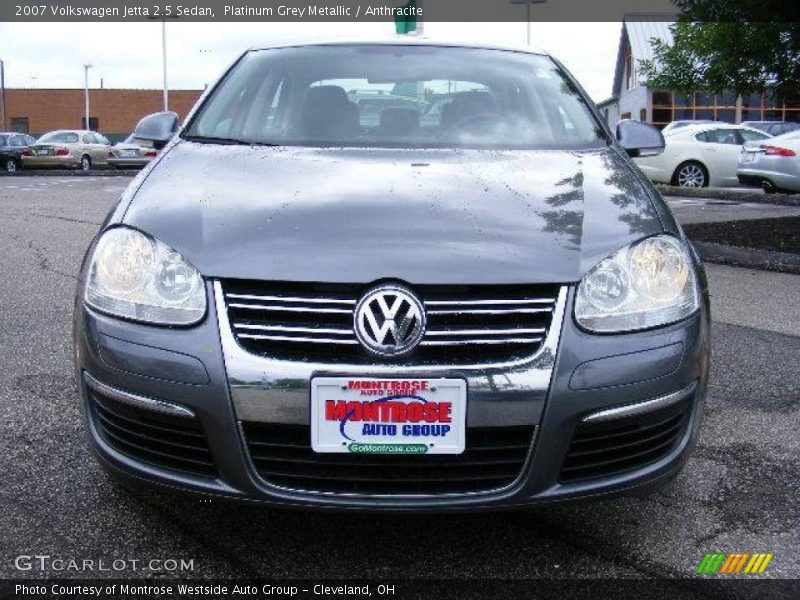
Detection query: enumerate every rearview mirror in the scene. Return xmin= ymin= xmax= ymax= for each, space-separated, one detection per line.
xmin=616 ymin=120 xmax=665 ymax=158
xmin=133 ymin=112 xmax=178 ymax=150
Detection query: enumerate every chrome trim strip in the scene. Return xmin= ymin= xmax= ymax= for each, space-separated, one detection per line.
xmin=581 ymin=381 xmax=698 ymax=424
xmin=427 ymin=307 xmax=553 ymax=315
xmin=226 ymin=293 xmax=355 ymax=305
xmin=234 ymin=324 xmax=353 ymax=335
xmin=420 ymin=337 xmax=543 ymax=346
xmin=83 ymin=372 xmax=196 ymax=419
xmin=238 ymin=334 xmax=359 ymax=344
xmin=425 ymin=328 xmax=546 ymax=336
xmin=425 ymin=298 xmax=556 ymax=306
xmin=228 ymin=303 xmax=352 ymax=314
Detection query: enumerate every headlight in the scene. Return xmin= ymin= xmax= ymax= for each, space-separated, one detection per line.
xmin=575 ymin=235 xmax=699 ymax=332
xmin=85 ymin=227 xmax=205 ymax=325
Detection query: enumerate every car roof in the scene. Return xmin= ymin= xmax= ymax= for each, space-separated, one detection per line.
xmin=43 ymin=129 xmax=92 ymax=135
xmin=249 ymin=35 xmax=549 ymax=57
xmin=666 ymin=123 xmax=773 ymax=139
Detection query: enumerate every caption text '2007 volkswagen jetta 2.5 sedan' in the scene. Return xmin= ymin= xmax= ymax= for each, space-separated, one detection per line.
xmin=73 ymin=39 xmax=710 ymax=510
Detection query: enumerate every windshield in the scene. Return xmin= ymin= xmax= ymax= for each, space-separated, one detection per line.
xmin=186 ymin=45 xmax=605 ymax=150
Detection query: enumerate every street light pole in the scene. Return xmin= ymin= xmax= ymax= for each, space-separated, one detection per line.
xmin=0 ymin=59 xmax=6 ymax=131
xmin=509 ymin=0 xmax=547 ymax=46
xmin=83 ymin=64 xmax=92 ymax=130
xmin=161 ymin=19 xmax=168 ymax=111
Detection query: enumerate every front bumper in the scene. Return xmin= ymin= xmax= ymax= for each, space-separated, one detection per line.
xmin=74 ymin=279 xmax=710 ymax=510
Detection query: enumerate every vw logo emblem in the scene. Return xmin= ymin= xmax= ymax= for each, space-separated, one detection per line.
xmin=354 ymin=285 xmax=426 ymax=356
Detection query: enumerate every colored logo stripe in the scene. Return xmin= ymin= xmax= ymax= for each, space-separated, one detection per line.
xmin=745 ymin=553 xmax=773 ymax=574
xmin=697 ymin=552 xmax=773 ymax=575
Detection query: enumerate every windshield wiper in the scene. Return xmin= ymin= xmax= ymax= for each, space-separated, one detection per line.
xmin=182 ymin=134 xmax=280 ymax=147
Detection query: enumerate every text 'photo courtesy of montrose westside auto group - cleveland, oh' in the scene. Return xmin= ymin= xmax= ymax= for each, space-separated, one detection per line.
xmin=0 ymin=1 xmax=799 ymax=599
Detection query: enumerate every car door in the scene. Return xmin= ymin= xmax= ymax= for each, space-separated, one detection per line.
xmin=92 ymin=133 xmax=112 ymax=165
xmin=81 ymin=133 xmax=103 ymax=164
xmin=698 ymin=128 xmax=744 ymax=186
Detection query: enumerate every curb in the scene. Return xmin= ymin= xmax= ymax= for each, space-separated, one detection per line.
xmin=691 ymin=241 xmax=800 ymax=274
xmin=657 ymin=185 xmax=800 ymax=207
xmin=0 ymin=169 xmax=139 ymax=177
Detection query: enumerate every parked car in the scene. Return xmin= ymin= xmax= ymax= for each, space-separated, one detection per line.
xmin=634 ymin=123 xmax=772 ymax=187
xmin=107 ymin=134 xmax=158 ymax=169
xmin=21 ymin=130 xmax=111 ymax=171
xmin=74 ymin=39 xmax=709 ymax=510
xmin=741 ymin=121 xmax=800 ymax=137
xmin=661 ymin=119 xmax=717 ymax=134
xmin=0 ymin=132 xmax=35 ymax=172
xmin=737 ymin=130 xmax=800 ymax=193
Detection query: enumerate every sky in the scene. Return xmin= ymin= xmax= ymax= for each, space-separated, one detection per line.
xmin=0 ymin=22 xmax=621 ymax=101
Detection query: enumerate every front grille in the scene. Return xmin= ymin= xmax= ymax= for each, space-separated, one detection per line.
xmin=559 ymin=398 xmax=692 ymax=483
xmin=243 ymin=423 xmax=533 ymax=495
xmin=222 ymin=280 xmax=560 ymax=365
xmin=88 ymin=388 xmax=216 ymax=478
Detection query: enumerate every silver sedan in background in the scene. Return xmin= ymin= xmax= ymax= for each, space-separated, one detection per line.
xmin=107 ymin=134 xmax=158 ymax=169
xmin=738 ymin=130 xmax=800 ymax=193
xmin=22 ymin=130 xmax=111 ymax=171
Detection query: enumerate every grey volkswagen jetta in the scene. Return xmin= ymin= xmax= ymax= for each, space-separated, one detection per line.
xmin=73 ymin=39 xmax=710 ymax=509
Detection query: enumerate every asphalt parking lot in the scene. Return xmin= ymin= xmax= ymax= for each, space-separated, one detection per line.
xmin=0 ymin=178 xmax=798 ymax=583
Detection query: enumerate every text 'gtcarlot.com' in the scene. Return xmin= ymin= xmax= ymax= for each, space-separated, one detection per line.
xmin=13 ymin=555 xmax=195 ymax=572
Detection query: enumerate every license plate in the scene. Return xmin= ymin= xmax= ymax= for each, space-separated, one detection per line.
xmin=741 ymin=152 xmax=757 ymax=163
xmin=310 ymin=377 xmax=467 ymax=454
xmin=35 ymin=149 xmax=49 ymax=156
xmin=119 ymin=150 xmax=138 ymax=157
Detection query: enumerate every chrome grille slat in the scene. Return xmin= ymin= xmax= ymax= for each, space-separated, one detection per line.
xmin=425 ymin=328 xmax=546 ymax=336
xmin=427 ymin=307 xmax=553 ymax=315
xmin=228 ymin=303 xmax=352 ymax=314
xmin=227 ymin=293 xmax=355 ymax=305
xmin=425 ymin=299 xmax=554 ymax=305
xmin=238 ymin=334 xmax=359 ymax=344
xmin=420 ymin=337 xmax=543 ymax=346
xmin=222 ymin=280 xmax=560 ymax=365
xmin=234 ymin=324 xmax=353 ymax=335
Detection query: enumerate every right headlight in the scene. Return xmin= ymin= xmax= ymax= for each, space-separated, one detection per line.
xmin=85 ymin=227 xmax=206 ymax=325
xmin=575 ymin=235 xmax=699 ymax=333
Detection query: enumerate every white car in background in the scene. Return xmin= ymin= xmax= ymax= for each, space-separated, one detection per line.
xmin=633 ymin=123 xmax=772 ymax=188
xmin=738 ymin=130 xmax=800 ymax=193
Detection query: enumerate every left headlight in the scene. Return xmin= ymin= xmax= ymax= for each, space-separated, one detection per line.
xmin=85 ymin=227 xmax=206 ymax=325
xmin=575 ymin=234 xmax=699 ymax=333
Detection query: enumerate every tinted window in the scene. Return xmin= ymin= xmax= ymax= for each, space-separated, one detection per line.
xmin=187 ymin=45 xmax=605 ymax=149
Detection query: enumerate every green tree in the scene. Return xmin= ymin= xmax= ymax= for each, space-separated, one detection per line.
xmin=638 ymin=1 xmax=800 ymax=101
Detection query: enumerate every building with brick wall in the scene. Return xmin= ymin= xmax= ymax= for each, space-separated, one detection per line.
xmin=2 ymin=88 xmax=204 ymax=142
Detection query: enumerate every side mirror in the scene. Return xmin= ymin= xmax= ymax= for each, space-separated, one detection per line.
xmin=616 ymin=119 xmax=665 ymax=158
xmin=133 ymin=111 xmax=178 ymax=151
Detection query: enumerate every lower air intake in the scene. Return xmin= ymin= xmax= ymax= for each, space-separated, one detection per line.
xmin=243 ymin=423 xmax=533 ymax=495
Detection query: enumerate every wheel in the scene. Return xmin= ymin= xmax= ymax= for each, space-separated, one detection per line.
xmin=4 ymin=158 xmax=17 ymax=173
xmin=672 ymin=161 xmax=708 ymax=188
xmin=80 ymin=155 xmax=92 ymax=171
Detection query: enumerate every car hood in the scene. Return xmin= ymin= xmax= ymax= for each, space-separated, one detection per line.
xmin=121 ymin=141 xmax=663 ymax=284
